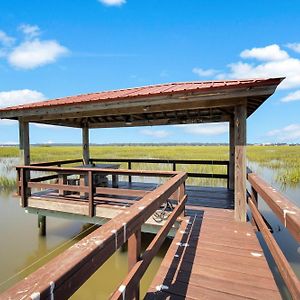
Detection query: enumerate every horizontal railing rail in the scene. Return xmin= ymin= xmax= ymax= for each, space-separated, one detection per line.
xmin=247 ymin=170 xmax=300 ymax=299
xmin=90 ymin=157 xmax=229 ymax=186
xmin=16 ymin=165 xmax=181 ymax=217
xmin=3 ymin=171 xmax=188 ymax=300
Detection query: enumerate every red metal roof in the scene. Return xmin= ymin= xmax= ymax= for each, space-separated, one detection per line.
xmin=0 ymin=78 xmax=284 ymax=112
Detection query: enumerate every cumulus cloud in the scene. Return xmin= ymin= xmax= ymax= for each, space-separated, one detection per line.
xmin=19 ymin=24 xmax=41 ymax=39
xmin=179 ymin=123 xmax=228 ymax=136
xmin=281 ymin=90 xmax=300 ymax=102
xmin=98 ymin=0 xmax=126 ymax=6
xmin=193 ymin=44 xmax=300 ymax=90
xmin=240 ymin=44 xmax=289 ymax=61
xmin=0 ymin=30 xmax=15 ymax=46
xmin=0 ymin=24 xmax=69 ymax=69
xmin=267 ymin=124 xmax=300 ymax=142
xmin=286 ymin=43 xmax=300 ymax=53
xmin=8 ymin=39 xmax=69 ymax=69
xmin=192 ymin=67 xmax=219 ymax=77
xmin=141 ymin=129 xmax=170 ymax=138
xmin=0 ymin=89 xmax=45 ymax=108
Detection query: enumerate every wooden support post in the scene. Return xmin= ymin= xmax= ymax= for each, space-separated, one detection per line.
xmin=234 ymin=104 xmax=247 ymax=222
xmin=38 ymin=215 xmax=46 ymax=236
xmin=172 ymin=162 xmax=176 ymax=171
xmin=82 ymin=123 xmax=90 ymax=165
xmin=19 ymin=120 xmax=30 ymax=165
xmin=229 ymin=117 xmax=234 ymax=190
xmin=128 ymin=228 xmax=141 ymax=300
xmin=88 ymin=171 xmax=94 ymax=217
xmin=19 ymin=120 xmax=30 ymax=200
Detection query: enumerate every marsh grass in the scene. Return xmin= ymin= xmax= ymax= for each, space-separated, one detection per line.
xmin=0 ymin=145 xmax=299 ymax=187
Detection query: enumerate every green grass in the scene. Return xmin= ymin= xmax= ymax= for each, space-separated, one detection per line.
xmin=0 ymin=145 xmax=300 ymax=187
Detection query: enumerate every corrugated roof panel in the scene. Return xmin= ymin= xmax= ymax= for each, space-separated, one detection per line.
xmin=0 ymin=78 xmax=284 ymax=112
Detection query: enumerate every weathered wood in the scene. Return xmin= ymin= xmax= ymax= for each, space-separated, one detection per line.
xmin=248 ymin=197 xmax=300 ymax=299
xmin=38 ymin=215 xmax=46 ymax=236
xmin=1 ymin=84 xmax=278 ymax=121
xmin=128 ymin=228 xmax=141 ymax=299
xmin=20 ymin=167 xmax=28 ymax=207
xmin=82 ymin=123 xmax=90 ymax=165
xmin=248 ymin=172 xmax=300 ymax=242
xmin=58 ymin=174 xmax=68 ymax=196
xmin=229 ymin=116 xmax=234 ymax=190
xmin=234 ymin=103 xmax=247 ymax=222
xmin=111 ymin=195 xmax=187 ymax=300
xmin=18 ymin=120 xmax=30 ymax=165
xmin=1 ymin=172 xmax=187 ymax=300
xmin=88 ymin=170 xmax=94 ymax=217
xmin=146 ymin=205 xmax=281 ymax=300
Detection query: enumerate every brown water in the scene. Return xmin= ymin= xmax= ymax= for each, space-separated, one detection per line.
xmin=0 ymin=159 xmax=299 ymax=299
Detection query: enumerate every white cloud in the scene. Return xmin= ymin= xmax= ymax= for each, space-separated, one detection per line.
xmin=192 ymin=67 xmax=219 ymax=77
xmin=0 ymin=30 xmax=15 ymax=46
xmin=179 ymin=123 xmax=228 ymax=136
xmin=281 ymin=90 xmax=300 ymax=102
xmin=33 ymin=123 xmax=60 ymax=129
xmin=215 ymin=44 xmax=300 ymax=90
xmin=240 ymin=44 xmax=289 ymax=61
xmin=0 ymin=89 xmax=45 ymax=108
xmin=8 ymin=39 xmax=69 ymax=69
xmin=286 ymin=43 xmax=300 ymax=54
xmin=267 ymin=124 xmax=300 ymax=142
xmin=0 ymin=119 xmax=17 ymax=125
xmin=141 ymin=129 xmax=170 ymax=138
xmin=19 ymin=24 xmax=41 ymax=39
xmin=98 ymin=0 xmax=126 ymax=6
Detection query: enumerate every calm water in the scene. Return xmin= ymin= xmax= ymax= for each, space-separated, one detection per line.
xmin=0 ymin=159 xmax=299 ymax=299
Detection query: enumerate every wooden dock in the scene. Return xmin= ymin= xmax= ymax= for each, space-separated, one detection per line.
xmin=146 ymin=206 xmax=281 ymax=299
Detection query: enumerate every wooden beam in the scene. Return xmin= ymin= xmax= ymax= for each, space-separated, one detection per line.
xmin=19 ymin=120 xmax=30 ymax=165
xmin=229 ymin=117 xmax=234 ymax=190
xmin=82 ymin=123 xmax=90 ymax=165
xmin=0 ymin=84 xmax=278 ymax=121
xmin=234 ymin=103 xmax=247 ymax=222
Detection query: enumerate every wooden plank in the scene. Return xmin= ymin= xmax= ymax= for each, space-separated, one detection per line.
xmin=28 ymin=182 xmax=89 ymax=193
xmin=248 ymin=172 xmax=300 ymax=242
xmin=234 ymin=103 xmax=247 ymax=222
xmin=95 ymin=187 xmax=148 ymax=197
xmin=147 ymin=206 xmax=281 ymax=300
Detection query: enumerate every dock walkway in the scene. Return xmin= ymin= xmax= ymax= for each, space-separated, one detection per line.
xmin=146 ymin=206 xmax=281 ymax=299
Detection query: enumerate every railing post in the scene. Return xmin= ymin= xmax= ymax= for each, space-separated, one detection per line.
xmin=128 ymin=227 xmax=141 ymax=300
xmin=20 ymin=167 xmax=28 ymax=207
xmin=128 ymin=161 xmax=132 ymax=184
xmin=88 ymin=171 xmax=94 ymax=217
xmin=226 ymin=162 xmax=230 ymax=189
xmin=17 ymin=168 xmax=21 ymax=196
xmin=250 ymin=185 xmax=258 ymax=228
xmin=178 ymin=182 xmax=186 ymax=217
xmin=172 ymin=162 xmax=176 ymax=171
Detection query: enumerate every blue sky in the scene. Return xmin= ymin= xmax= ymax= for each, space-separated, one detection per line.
xmin=1 ymin=0 xmax=300 ymax=144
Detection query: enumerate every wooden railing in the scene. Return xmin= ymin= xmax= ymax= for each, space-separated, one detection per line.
xmin=17 ymin=164 xmax=182 ymax=217
xmin=90 ymin=157 xmax=229 ymax=187
xmin=4 ymin=170 xmax=188 ymax=299
xmin=247 ymin=170 xmax=300 ymax=299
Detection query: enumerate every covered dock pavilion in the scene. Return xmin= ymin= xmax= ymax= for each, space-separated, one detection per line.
xmin=0 ymin=77 xmax=299 ymax=299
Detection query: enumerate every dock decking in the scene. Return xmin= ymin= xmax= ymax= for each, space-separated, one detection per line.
xmin=146 ymin=205 xmax=281 ymax=299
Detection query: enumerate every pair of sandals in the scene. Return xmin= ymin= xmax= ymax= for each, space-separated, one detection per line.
xmin=153 ymin=200 xmax=174 ymax=223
